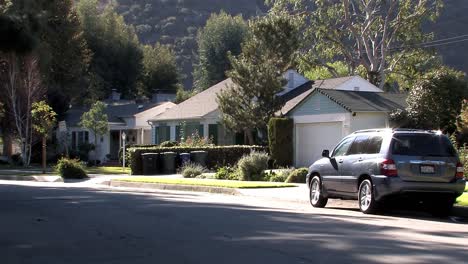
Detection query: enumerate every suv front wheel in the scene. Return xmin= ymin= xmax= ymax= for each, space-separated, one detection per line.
xmin=310 ymin=176 xmax=328 ymax=208
xmin=358 ymin=179 xmax=379 ymax=214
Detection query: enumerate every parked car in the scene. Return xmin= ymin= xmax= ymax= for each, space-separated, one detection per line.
xmin=306 ymin=128 xmax=466 ymax=215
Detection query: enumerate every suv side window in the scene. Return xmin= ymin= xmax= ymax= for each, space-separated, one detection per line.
xmin=332 ymin=137 xmax=354 ymax=157
xmin=347 ymin=135 xmax=369 ymax=155
xmin=366 ymin=136 xmax=383 ymax=154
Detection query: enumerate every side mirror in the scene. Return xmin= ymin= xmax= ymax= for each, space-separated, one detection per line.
xmin=322 ymin=149 xmax=330 ymax=158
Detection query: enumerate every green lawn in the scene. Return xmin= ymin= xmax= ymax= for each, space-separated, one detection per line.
xmin=456 ymin=192 xmax=468 ymax=207
xmin=86 ymin=166 xmax=130 ymax=175
xmin=116 ymin=177 xmax=297 ymax=189
xmin=0 ymin=165 xmax=129 ymax=176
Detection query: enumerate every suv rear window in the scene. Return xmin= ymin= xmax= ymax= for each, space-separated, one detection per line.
xmin=391 ymin=134 xmax=457 ymax=157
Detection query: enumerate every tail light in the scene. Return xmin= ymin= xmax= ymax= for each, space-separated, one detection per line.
xmin=381 ymin=159 xmax=398 ymax=177
xmin=456 ymin=162 xmax=464 ymax=179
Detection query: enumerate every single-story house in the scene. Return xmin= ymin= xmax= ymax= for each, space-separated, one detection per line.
xmin=148 ymin=71 xmax=407 ymax=167
xmin=147 ymin=70 xmax=310 ymax=145
xmin=60 ymin=100 xmax=176 ymax=162
xmin=280 ymin=76 xmax=407 ymax=166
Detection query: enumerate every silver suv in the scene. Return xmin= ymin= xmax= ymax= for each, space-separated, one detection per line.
xmin=306 ymin=129 xmax=466 ymax=215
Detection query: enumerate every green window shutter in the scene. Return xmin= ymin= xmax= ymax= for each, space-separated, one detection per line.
xmin=209 ymin=124 xmax=218 ymax=145
xmin=153 ymin=127 xmax=157 ymax=144
xmin=176 ymin=126 xmax=181 ymax=142
xmin=165 ymin=126 xmax=170 ymax=142
xmin=199 ymin=125 xmax=204 ymax=138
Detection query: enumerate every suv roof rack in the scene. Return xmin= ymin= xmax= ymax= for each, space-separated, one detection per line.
xmin=352 ymin=128 xmax=392 ymax=134
xmin=392 ymin=128 xmax=438 ymax=133
xmin=352 ymin=128 xmax=439 ymax=134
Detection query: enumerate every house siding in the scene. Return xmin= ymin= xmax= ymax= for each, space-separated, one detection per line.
xmin=350 ymin=112 xmax=389 ymax=132
xmin=290 ymin=93 xmax=347 ymax=116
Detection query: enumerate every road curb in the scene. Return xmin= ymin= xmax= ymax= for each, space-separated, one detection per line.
xmin=0 ymin=175 xmax=63 ymax=182
xmin=109 ymin=180 xmax=240 ymax=195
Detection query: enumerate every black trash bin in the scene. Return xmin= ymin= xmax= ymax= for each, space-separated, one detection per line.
xmin=190 ymin=151 xmax=208 ymax=167
xmin=179 ymin=153 xmax=191 ymax=166
xmin=141 ymin=153 xmax=159 ymax=175
xmin=162 ymin=152 xmax=177 ymax=174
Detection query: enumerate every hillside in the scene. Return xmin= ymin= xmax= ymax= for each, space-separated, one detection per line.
xmin=111 ymin=0 xmax=468 ymax=88
xmin=113 ymin=0 xmax=267 ymax=88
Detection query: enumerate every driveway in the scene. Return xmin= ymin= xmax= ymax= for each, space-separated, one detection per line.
xmin=0 ymin=181 xmax=467 ymax=264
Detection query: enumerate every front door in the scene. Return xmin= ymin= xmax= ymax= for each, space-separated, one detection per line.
xmin=110 ymin=131 xmax=120 ymax=160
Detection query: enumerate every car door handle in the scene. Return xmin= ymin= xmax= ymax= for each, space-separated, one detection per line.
xmin=358 ymin=158 xmax=363 ymax=162
xmin=338 ymin=159 xmax=344 ymax=163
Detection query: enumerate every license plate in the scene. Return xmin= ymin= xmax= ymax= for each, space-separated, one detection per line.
xmin=420 ymin=165 xmax=435 ymax=174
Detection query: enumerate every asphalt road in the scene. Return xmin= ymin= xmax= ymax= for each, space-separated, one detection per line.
xmin=1 ymin=181 xmax=467 ymax=264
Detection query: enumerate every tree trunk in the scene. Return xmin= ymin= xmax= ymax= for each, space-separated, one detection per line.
xmin=42 ymin=136 xmax=46 ymax=174
xmin=2 ymin=133 xmax=12 ymax=157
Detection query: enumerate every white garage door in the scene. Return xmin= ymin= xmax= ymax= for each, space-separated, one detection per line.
xmin=295 ymin=122 xmax=343 ymax=167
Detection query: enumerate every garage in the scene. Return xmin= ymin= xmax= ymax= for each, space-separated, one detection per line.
xmin=295 ymin=122 xmax=343 ymax=167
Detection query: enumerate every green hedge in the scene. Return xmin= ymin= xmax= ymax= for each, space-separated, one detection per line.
xmin=129 ymin=145 xmax=266 ymax=175
xmin=268 ymin=118 xmax=293 ymax=167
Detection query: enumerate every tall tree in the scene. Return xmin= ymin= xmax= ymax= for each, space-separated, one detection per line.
xmin=0 ymin=54 xmax=45 ymax=165
xmin=217 ymin=12 xmax=300 ymax=144
xmin=77 ymin=0 xmax=143 ymax=101
xmin=193 ymin=11 xmax=247 ymax=90
xmin=38 ymin=0 xmax=91 ymax=116
xmin=270 ymin=0 xmax=442 ymax=89
xmin=79 ymin=101 xmax=108 ymax=158
xmin=405 ymin=67 xmax=467 ymax=133
xmin=31 ymin=101 xmax=57 ymax=173
xmin=139 ymin=43 xmax=180 ymax=97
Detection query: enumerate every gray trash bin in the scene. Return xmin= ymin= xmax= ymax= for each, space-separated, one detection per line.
xmin=141 ymin=153 xmax=159 ymax=175
xmin=179 ymin=153 xmax=190 ymax=166
xmin=162 ymin=152 xmax=177 ymax=174
xmin=190 ymin=151 xmax=208 ymax=167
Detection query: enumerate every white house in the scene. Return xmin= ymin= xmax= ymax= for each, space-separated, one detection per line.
xmin=280 ymin=76 xmax=407 ymax=166
xmin=61 ymin=101 xmax=175 ymax=162
xmin=148 ymin=70 xmax=311 ymax=145
xmin=148 ymin=72 xmax=407 ymax=167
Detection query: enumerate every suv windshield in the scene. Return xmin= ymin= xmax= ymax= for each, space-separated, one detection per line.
xmin=391 ymin=134 xmax=457 ymax=157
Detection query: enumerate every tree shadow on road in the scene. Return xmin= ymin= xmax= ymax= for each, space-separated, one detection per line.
xmin=0 ymin=184 xmax=467 ymax=264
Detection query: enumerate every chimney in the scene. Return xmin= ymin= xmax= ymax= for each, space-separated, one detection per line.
xmin=111 ymin=89 xmax=121 ymax=101
xmin=288 ymin=71 xmax=295 ymax=89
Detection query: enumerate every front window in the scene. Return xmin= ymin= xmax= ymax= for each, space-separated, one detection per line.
xmin=332 ymin=137 xmax=354 ymax=157
xmin=71 ymin=131 xmax=89 ymax=150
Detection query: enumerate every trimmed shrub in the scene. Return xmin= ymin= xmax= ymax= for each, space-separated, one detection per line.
xmin=237 ymin=152 xmax=269 ymax=181
xmin=56 ymin=158 xmax=88 ymax=179
xmin=160 ymin=141 xmax=179 ymax=147
xmin=268 ymin=118 xmax=293 ymax=167
xmin=267 ymin=169 xmax=292 ymax=182
xmin=215 ymin=166 xmax=237 ymax=180
xmin=286 ymin=168 xmax=308 ymax=183
xmin=180 ymin=162 xmax=207 ymax=178
xmin=129 ymin=145 xmax=266 ymax=175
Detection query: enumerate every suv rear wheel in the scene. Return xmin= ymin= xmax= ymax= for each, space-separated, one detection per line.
xmin=358 ymin=179 xmax=379 ymax=214
xmin=310 ymin=176 xmax=328 ymax=208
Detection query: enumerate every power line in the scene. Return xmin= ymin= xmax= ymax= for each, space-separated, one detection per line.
xmin=389 ymin=34 xmax=468 ymax=51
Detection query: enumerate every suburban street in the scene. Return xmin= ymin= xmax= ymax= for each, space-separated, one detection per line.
xmin=1 ymin=181 xmax=467 ymax=264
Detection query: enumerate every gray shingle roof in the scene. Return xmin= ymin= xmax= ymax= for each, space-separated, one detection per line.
xmin=312 ymin=76 xmax=355 ymax=89
xmin=64 ymin=102 xmax=175 ymax=127
xmin=316 ymin=89 xmax=407 ymax=112
xmin=280 ymin=76 xmax=356 ymax=114
xmin=150 ymin=78 xmax=234 ymax=121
